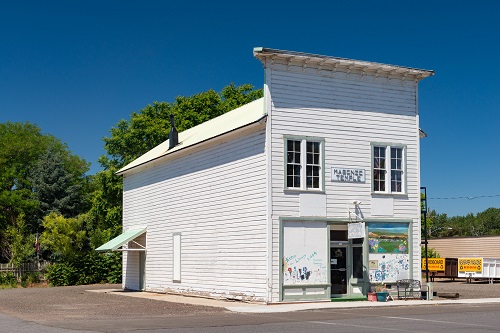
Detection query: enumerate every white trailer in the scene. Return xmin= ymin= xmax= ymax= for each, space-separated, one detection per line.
xmin=457 ymin=258 xmax=500 ymax=283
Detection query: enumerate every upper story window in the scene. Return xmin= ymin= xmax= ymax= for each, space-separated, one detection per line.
xmin=372 ymin=144 xmax=406 ymax=194
xmin=285 ymin=137 xmax=324 ymax=191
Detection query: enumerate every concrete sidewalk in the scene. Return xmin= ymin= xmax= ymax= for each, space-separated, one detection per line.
xmin=90 ymin=289 xmax=500 ymax=313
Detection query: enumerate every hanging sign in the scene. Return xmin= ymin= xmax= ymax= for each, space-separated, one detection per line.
xmin=348 ymin=222 xmax=365 ymax=239
xmin=331 ymin=167 xmax=365 ymax=183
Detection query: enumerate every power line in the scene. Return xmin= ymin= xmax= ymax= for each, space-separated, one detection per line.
xmin=429 ymin=194 xmax=500 ymax=200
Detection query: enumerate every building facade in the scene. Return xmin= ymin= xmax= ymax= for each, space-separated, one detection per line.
xmin=97 ymin=47 xmax=433 ymax=303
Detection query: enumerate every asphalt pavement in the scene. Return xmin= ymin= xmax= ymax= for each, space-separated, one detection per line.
xmin=2 ymin=279 xmax=500 ymax=332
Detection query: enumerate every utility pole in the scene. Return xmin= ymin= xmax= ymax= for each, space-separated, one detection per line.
xmin=421 ymin=187 xmax=429 ymax=283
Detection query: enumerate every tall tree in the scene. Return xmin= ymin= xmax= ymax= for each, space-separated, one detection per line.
xmin=29 ymin=144 xmax=88 ymax=220
xmin=91 ymin=83 xmax=263 ymax=237
xmin=0 ymin=122 xmax=89 ymax=262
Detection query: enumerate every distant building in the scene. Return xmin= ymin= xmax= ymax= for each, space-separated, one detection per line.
xmin=428 ymin=236 xmax=500 ymax=258
xmin=97 ymin=47 xmax=433 ymax=303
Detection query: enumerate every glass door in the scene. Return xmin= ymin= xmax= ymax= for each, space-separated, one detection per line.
xmin=330 ymin=246 xmax=347 ymax=295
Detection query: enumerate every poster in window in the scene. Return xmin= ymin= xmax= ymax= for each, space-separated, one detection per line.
xmin=367 ymin=223 xmax=410 ymax=282
xmin=368 ymin=223 xmax=408 ymax=253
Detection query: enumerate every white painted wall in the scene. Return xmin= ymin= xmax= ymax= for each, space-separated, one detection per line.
xmin=122 ymin=124 xmax=269 ymax=301
xmin=265 ymin=63 xmax=423 ymax=301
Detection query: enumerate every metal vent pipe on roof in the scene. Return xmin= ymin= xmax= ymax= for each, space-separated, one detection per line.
xmin=169 ymin=114 xmax=178 ymax=149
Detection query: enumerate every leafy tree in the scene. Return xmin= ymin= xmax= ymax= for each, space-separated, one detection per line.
xmin=4 ymin=213 xmax=35 ymax=266
xmin=40 ymin=212 xmax=86 ymax=260
xmin=0 ymin=122 xmax=89 ymax=262
xmin=101 ymin=83 xmax=263 ymax=169
xmin=91 ymin=83 xmax=263 ymax=236
xmin=0 ymin=122 xmax=44 ymax=251
xmin=421 ymin=247 xmax=440 ymax=259
xmin=427 ymin=207 xmax=500 ymax=238
xmin=477 ymin=208 xmax=500 ymax=235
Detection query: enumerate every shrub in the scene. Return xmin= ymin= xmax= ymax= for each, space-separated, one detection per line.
xmin=0 ymin=272 xmax=18 ymax=288
xmin=20 ymin=272 xmax=41 ymax=288
xmin=46 ymin=252 xmax=122 ymax=286
xmin=46 ymin=262 xmax=78 ymax=286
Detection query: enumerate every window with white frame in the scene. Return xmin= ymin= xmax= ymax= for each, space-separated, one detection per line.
xmin=286 ymin=138 xmax=323 ymax=190
xmin=372 ymin=144 xmax=405 ymax=194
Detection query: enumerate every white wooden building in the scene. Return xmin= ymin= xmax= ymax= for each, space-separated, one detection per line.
xmin=97 ymin=47 xmax=433 ymax=303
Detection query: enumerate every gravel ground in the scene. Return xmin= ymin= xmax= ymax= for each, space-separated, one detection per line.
xmin=0 ymin=284 xmax=224 ymax=322
xmin=1 ymin=280 xmax=500 ymax=323
xmin=429 ymin=278 xmax=500 ymax=299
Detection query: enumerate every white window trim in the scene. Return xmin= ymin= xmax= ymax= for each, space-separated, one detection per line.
xmin=371 ymin=143 xmax=407 ymax=195
xmin=284 ymin=136 xmax=325 ymax=192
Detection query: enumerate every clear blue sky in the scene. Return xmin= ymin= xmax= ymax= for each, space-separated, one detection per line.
xmin=1 ymin=1 xmax=499 ymax=217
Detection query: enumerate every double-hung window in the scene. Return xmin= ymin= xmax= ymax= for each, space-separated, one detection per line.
xmin=372 ymin=144 xmax=406 ymax=194
xmin=285 ymin=137 xmax=324 ymax=190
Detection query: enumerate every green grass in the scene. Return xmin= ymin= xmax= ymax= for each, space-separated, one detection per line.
xmin=331 ymin=296 xmax=368 ymax=302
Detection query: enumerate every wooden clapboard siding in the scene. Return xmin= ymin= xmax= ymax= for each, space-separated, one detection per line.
xmin=266 ymin=63 xmax=422 ymax=301
xmin=123 ymin=251 xmax=140 ymax=290
xmin=122 ymin=124 xmax=268 ymax=301
xmin=427 ymin=236 xmax=500 ymax=258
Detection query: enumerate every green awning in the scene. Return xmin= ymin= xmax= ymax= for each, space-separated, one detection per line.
xmin=95 ymin=228 xmax=146 ymax=252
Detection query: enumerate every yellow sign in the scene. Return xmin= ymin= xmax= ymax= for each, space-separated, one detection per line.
xmin=422 ymin=258 xmax=445 ymax=271
xmin=458 ymin=258 xmax=483 ymax=272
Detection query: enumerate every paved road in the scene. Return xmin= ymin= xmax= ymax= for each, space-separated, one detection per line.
xmin=2 ymin=281 xmax=500 ymax=332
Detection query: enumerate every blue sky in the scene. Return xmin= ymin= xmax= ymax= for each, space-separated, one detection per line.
xmin=1 ymin=1 xmax=498 ymax=217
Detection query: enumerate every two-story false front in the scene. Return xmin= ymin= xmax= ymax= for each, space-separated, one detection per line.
xmin=97 ymin=47 xmax=433 ymax=303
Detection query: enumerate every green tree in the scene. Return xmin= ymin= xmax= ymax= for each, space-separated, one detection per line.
xmin=0 ymin=122 xmax=44 ymax=252
xmin=40 ymin=212 xmax=86 ymax=260
xmin=29 ymin=144 xmax=89 ymax=220
xmin=477 ymin=208 xmax=500 ymax=235
xmin=0 ymin=122 xmax=90 ymax=262
xmin=91 ymin=83 xmax=263 ymax=235
xmin=4 ymin=213 xmax=35 ymax=266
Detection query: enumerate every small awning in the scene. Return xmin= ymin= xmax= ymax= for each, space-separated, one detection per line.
xmin=95 ymin=228 xmax=146 ymax=252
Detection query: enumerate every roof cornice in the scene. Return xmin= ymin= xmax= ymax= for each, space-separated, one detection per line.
xmin=253 ymin=47 xmax=434 ymax=82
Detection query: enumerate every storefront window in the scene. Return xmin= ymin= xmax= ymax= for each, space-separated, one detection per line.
xmin=368 ymin=223 xmax=410 ymax=283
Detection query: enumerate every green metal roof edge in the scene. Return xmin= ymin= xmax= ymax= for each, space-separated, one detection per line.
xmin=95 ymin=228 xmax=146 ymax=251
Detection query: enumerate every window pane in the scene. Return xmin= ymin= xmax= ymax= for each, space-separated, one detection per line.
xmin=305 ymin=141 xmax=321 ymax=189
xmin=306 ymin=165 xmax=312 ymax=176
xmin=286 ymin=140 xmax=301 ymax=188
xmin=391 ymin=170 xmax=402 ymax=192
xmin=307 ymin=166 xmax=320 ymax=189
xmin=307 ymin=153 xmax=313 ymax=164
xmin=353 ymin=247 xmax=363 ymax=279
xmin=373 ymin=146 xmax=386 ymax=192
xmin=312 ymin=177 xmax=319 ymax=189
xmin=390 ymin=147 xmax=403 ymax=193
